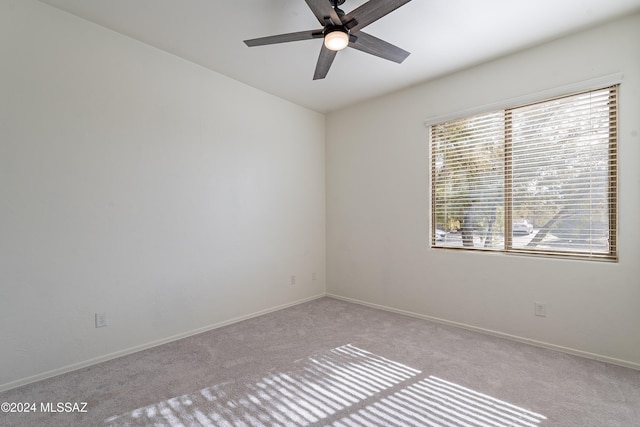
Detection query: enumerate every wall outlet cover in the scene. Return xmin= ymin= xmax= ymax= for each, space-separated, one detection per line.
xmin=95 ymin=312 xmax=108 ymax=328
xmin=534 ymin=302 xmax=547 ymax=317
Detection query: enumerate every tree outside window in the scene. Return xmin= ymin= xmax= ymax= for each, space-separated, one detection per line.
xmin=431 ymin=86 xmax=617 ymax=261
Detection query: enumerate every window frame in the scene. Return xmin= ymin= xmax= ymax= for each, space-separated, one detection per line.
xmin=427 ymin=77 xmax=620 ymax=262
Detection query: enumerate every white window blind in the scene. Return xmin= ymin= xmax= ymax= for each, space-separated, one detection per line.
xmin=430 ymin=85 xmax=618 ymax=261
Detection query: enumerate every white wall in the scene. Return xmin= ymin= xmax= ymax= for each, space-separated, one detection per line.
xmin=327 ymin=13 xmax=640 ymax=368
xmin=0 ymin=0 xmax=325 ymax=390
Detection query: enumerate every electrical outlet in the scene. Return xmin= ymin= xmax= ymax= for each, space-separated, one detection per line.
xmin=290 ymin=275 xmax=296 ymax=285
xmin=95 ymin=312 xmax=108 ymax=328
xmin=312 ymin=272 xmax=317 ymax=281
xmin=534 ymin=302 xmax=547 ymax=317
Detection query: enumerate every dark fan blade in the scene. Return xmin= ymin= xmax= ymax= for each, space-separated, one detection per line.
xmin=349 ymin=31 xmax=410 ymax=63
xmin=344 ymin=0 xmax=412 ymax=32
xmin=313 ymin=45 xmax=338 ymax=80
xmin=305 ymin=0 xmax=342 ymax=26
xmin=244 ymin=29 xmax=322 ymax=47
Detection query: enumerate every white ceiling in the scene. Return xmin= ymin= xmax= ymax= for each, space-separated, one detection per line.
xmin=41 ymin=0 xmax=640 ymax=113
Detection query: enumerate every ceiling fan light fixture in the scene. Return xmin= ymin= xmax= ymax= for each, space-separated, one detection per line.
xmin=324 ymin=28 xmax=349 ymax=51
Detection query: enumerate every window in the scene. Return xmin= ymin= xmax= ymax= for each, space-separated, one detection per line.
xmin=430 ymin=85 xmax=618 ymax=261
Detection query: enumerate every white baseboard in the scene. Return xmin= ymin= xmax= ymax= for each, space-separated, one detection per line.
xmin=5 ymin=291 xmax=635 ymax=392
xmin=0 ymin=293 xmax=326 ymax=393
xmin=326 ymin=293 xmax=640 ymax=371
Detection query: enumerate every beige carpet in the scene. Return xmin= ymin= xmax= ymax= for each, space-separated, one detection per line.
xmin=1 ymin=297 xmax=638 ymax=426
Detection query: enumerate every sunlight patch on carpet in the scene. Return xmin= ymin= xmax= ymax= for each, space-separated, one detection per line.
xmin=105 ymin=344 xmax=546 ymax=426
xmin=340 ymin=376 xmax=546 ymax=427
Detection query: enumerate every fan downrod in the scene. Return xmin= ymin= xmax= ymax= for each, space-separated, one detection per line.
xmin=331 ymin=0 xmax=346 ymax=20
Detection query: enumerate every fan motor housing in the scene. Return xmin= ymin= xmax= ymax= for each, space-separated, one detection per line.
xmin=323 ymin=25 xmax=348 ymax=37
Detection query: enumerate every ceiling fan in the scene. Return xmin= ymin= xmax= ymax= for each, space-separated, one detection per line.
xmin=244 ymin=0 xmax=412 ymax=80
